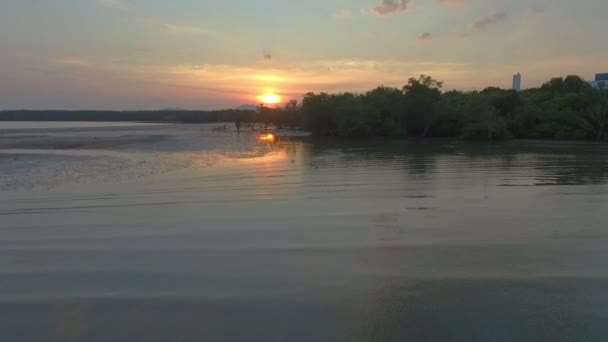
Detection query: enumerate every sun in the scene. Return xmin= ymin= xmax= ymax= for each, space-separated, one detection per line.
xmin=258 ymin=93 xmax=281 ymax=105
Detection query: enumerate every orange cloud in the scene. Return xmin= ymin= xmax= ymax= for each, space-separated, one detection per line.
xmin=34 ymin=53 xmax=605 ymax=109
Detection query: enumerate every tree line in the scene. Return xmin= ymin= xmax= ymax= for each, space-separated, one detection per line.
xmin=249 ymin=75 xmax=608 ymax=141
xmin=2 ymin=75 xmax=606 ymax=141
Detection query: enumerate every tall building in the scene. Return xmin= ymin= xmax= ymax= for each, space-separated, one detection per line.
xmin=589 ymin=73 xmax=608 ymax=89
xmin=595 ymin=73 xmax=608 ymax=82
xmin=512 ymin=73 xmax=522 ymax=91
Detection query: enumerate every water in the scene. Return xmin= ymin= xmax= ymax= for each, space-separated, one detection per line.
xmin=0 ymin=121 xmax=165 ymax=130
xmin=1 ymin=124 xmax=607 ymax=341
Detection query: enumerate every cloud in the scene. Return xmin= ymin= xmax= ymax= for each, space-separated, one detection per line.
xmin=12 ymin=52 xmax=608 ymax=110
xmin=417 ymin=32 xmax=433 ymax=41
xmin=527 ymin=4 xmax=546 ymax=16
xmin=29 ymin=53 xmax=600 ymax=109
xmin=471 ymin=10 xmax=506 ymax=30
xmin=163 ymin=24 xmax=216 ymax=36
xmin=461 ymin=10 xmax=506 ymax=36
xmin=95 ymin=0 xmax=219 ymax=38
xmin=437 ymin=0 xmax=465 ymax=7
xmin=81 ymin=57 xmax=472 ymax=97
xmin=53 ymin=58 xmax=94 ymax=67
xmin=372 ymin=0 xmax=411 ymax=16
xmin=34 ymin=57 xmax=469 ymax=107
xmin=334 ymin=9 xmax=353 ymax=19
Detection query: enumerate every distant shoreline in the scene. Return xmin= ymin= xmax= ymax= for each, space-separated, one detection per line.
xmin=0 ymin=110 xmax=255 ymax=124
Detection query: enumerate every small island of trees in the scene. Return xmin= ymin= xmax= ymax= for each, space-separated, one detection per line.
xmin=249 ymin=75 xmax=608 ymax=141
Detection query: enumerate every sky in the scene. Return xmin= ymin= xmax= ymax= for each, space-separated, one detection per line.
xmin=1 ymin=0 xmax=607 ymax=110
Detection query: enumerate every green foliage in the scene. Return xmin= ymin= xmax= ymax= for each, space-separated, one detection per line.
xmin=276 ymin=74 xmax=607 ymax=141
xmin=581 ymin=87 xmax=608 ymax=140
xmin=363 ymin=86 xmax=406 ymax=137
xmin=402 ymin=75 xmax=443 ymax=137
xmin=456 ymin=94 xmax=510 ymax=140
xmin=299 ymin=92 xmax=381 ymax=137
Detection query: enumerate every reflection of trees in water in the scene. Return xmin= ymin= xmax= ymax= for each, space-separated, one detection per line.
xmin=300 ymin=139 xmax=608 ymax=186
xmin=484 ymin=143 xmax=608 ymax=186
xmin=404 ymin=156 xmax=436 ymax=180
xmin=303 ymin=140 xmax=440 ymax=182
xmin=447 ymin=142 xmax=608 ymax=186
xmin=533 ymin=154 xmax=608 ymax=186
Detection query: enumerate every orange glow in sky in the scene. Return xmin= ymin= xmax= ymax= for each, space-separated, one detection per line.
xmin=258 ymin=93 xmax=281 ymax=105
xmin=4 ymin=0 xmax=608 ymax=110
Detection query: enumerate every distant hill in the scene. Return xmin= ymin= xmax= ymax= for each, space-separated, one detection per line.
xmin=235 ymin=105 xmax=258 ymax=111
xmin=160 ymin=107 xmax=185 ymax=111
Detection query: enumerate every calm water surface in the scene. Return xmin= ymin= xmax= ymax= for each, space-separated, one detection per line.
xmin=1 ymin=124 xmax=607 ymax=341
xmin=0 ymin=121 xmax=165 ymax=130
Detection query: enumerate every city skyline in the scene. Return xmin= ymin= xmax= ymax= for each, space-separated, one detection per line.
xmin=1 ymin=0 xmax=608 ymax=110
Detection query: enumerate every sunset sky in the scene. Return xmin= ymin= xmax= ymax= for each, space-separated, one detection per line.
xmin=1 ymin=0 xmax=607 ymax=110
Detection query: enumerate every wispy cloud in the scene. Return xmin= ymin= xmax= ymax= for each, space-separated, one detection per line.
xmin=437 ymin=0 xmax=465 ymax=7
xmin=462 ymin=10 xmax=506 ymax=36
xmin=94 ymin=0 xmax=219 ymax=38
xmin=471 ymin=10 xmax=506 ymax=30
xmin=12 ymin=54 xmax=606 ymax=110
xmin=417 ymin=32 xmax=433 ymax=42
xmin=527 ymin=4 xmax=546 ymax=16
xmin=160 ymin=59 xmax=476 ymax=99
xmin=163 ymin=24 xmax=216 ymax=36
xmin=372 ymin=0 xmax=411 ymax=16
xmin=334 ymin=9 xmax=353 ymax=20
xmin=54 ymin=58 xmax=94 ymax=67
xmin=42 ymin=56 xmax=472 ymax=101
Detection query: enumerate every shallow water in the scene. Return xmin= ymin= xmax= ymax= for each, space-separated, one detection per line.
xmin=1 ymin=124 xmax=607 ymax=341
xmin=0 ymin=121 xmax=165 ymax=130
